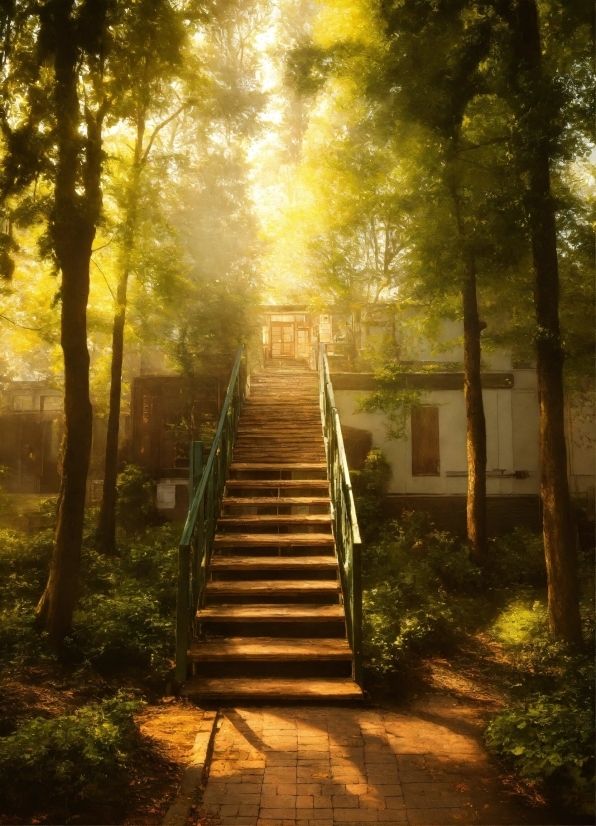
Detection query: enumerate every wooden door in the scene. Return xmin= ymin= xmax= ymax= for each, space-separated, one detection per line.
xmin=271 ymin=323 xmax=295 ymax=358
xmin=296 ymin=326 xmax=310 ymax=359
xmin=411 ymin=406 xmax=440 ymax=475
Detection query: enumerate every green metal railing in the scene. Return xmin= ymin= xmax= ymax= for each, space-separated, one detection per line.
xmin=318 ymin=344 xmax=363 ymax=685
xmin=175 ymin=345 xmax=248 ymax=682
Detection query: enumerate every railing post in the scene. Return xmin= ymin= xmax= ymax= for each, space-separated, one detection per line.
xmin=352 ymin=539 xmax=363 ymax=685
xmin=175 ymin=542 xmax=190 ymax=683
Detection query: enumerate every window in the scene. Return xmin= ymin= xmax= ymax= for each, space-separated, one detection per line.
xmin=13 ymin=395 xmax=35 ymax=411
xmin=411 ymin=406 xmax=440 ymax=476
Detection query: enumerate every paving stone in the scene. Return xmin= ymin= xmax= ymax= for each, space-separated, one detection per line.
xmin=260 ymin=795 xmax=298 ymax=809
xmin=259 ymin=808 xmax=298 ymax=820
xmin=358 ymin=794 xmax=385 ymax=809
xmin=377 ymin=810 xmax=408 ymax=822
xmin=331 ymin=794 xmax=359 ymax=808
xmin=332 ymin=809 xmax=379 ymax=822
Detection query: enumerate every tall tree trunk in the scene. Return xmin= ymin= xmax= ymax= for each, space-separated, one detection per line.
xmin=451 ymin=186 xmax=488 ymax=563
xmin=95 ymin=119 xmax=144 ymax=554
xmin=35 ymin=0 xmax=107 ymax=644
xmin=462 ymin=254 xmax=487 ymax=564
xmin=95 ymin=270 xmax=129 ymax=554
xmin=508 ymin=0 xmax=582 ymax=643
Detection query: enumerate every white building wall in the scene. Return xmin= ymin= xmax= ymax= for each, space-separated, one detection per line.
xmin=349 ymin=317 xmax=593 ymax=499
xmin=334 ymin=373 xmax=543 ymax=496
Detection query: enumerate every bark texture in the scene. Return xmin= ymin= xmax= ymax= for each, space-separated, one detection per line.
xmin=36 ymin=0 xmax=107 ymax=644
xmin=508 ymin=0 xmax=581 ymax=642
xmin=462 ymin=255 xmax=487 ymax=564
xmin=451 ymin=185 xmax=488 ymax=564
xmin=94 ymin=271 xmax=129 ymax=554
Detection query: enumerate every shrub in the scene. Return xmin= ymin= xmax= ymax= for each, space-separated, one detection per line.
xmin=0 ymin=694 xmax=141 ymax=817
xmin=115 ymin=464 xmax=160 ymax=533
xmin=489 ymin=528 xmax=547 ymax=587
xmin=362 ymin=512 xmax=481 ymax=676
xmin=486 ymin=692 xmax=595 ymax=816
xmin=486 ymin=594 xmax=595 ymax=814
xmin=72 ymin=524 xmax=179 ymax=680
xmin=351 ymin=449 xmax=392 ymax=540
xmin=0 ymin=528 xmax=55 ymax=667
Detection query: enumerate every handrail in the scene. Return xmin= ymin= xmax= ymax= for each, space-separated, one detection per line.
xmin=175 ymin=345 xmax=248 ymax=682
xmin=318 ymin=344 xmax=363 ymax=685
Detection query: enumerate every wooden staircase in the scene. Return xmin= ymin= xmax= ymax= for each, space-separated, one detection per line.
xmin=182 ymin=367 xmax=363 ymax=702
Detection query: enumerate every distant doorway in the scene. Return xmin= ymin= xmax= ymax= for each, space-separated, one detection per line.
xmin=265 ymin=311 xmax=313 ymax=362
xmin=271 ymin=322 xmax=295 ymax=358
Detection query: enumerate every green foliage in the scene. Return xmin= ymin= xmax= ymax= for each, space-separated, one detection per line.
xmin=0 ymin=694 xmax=141 ymax=816
xmin=362 ymin=511 xmax=481 ymax=676
xmin=359 ymin=384 xmax=422 ymax=440
xmin=0 ymin=519 xmax=178 ymax=683
xmin=486 ymin=687 xmax=595 ymax=815
xmin=115 ymin=464 xmax=160 ymax=533
xmin=485 ymin=592 xmax=595 ymax=814
xmin=351 ymin=448 xmax=392 ymax=540
xmin=488 ymin=528 xmax=547 ymax=588
xmin=72 ymin=524 xmax=179 ymax=679
xmin=0 ymin=528 xmax=54 ymax=666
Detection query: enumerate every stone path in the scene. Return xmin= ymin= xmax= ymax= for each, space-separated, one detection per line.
xmin=198 ymin=706 xmax=552 ymax=826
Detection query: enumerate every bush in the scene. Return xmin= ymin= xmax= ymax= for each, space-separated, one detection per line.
xmin=115 ymin=464 xmax=160 ymax=533
xmin=362 ymin=512 xmax=481 ymax=676
xmin=0 ymin=518 xmax=179 ymax=682
xmin=489 ymin=528 xmax=547 ymax=587
xmin=486 ymin=595 xmax=595 ymax=814
xmin=351 ymin=449 xmax=392 ymax=540
xmin=0 ymin=694 xmax=141 ymax=817
xmin=0 ymin=528 xmax=55 ymax=667
xmin=486 ymin=692 xmax=595 ymax=816
xmin=72 ymin=524 xmax=179 ymax=680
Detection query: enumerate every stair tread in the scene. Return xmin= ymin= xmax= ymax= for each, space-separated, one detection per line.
xmin=197 ymin=603 xmax=345 ymax=621
xmin=211 ymin=555 xmax=337 ymax=569
xmin=223 ymin=497 xmax=330 ymax=506
xmin=214 ymin=533 xmax=335 ymax=546
xmin=205 ymin=579 xmax=340 ymax=594
xmin=188 ymin=637 xmax=352 ymax=660
xmin=182 ymin=676 xmax=362 ymax=700
xmin=231 ymin=461 xmax=325 ymax=465
xmin=226 ymin=479 xmax=329 ymax=488
xmin=218 ymin=514 xmax=331 ymax=525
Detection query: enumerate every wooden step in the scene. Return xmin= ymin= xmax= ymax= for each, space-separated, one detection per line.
xmin=226 ymin=479 xmax=329 ymax=489
xmin=223 ymin=497 xmax=330 ymax=506
xmin=236 ymin=428 xmax=323 ymax=434
xmin=210 ymin=555 xmax=337 ymax=571
xmin=205 ymin=580 xmax=340 ymax=597
xmin=189 ymin=637 xmax=352 ymax=661
xmin=230 ymin=462 xmax=327 ymax=472
xmin=182 ymin=676 xmax=363 ymax=701
xmin=218 ymin=514 xmax=331 ymax=526
xmin=197 ymin=604 xmax=344 ymax=622
xmin=214 ymin=533 xmax=335 ymax=547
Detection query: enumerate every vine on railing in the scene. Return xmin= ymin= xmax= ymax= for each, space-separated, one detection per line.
xmin=175 ymin=345 xmax=248 ymax=682
xmin=318 ymin=344 xmax=363 ymax=685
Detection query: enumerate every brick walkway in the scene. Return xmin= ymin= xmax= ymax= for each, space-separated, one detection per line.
xmin=198 ymin=707 xmax=549 ymax=826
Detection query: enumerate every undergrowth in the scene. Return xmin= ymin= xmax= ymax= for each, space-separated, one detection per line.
xmin=0 ymin=693 xmax=142 ymax=821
